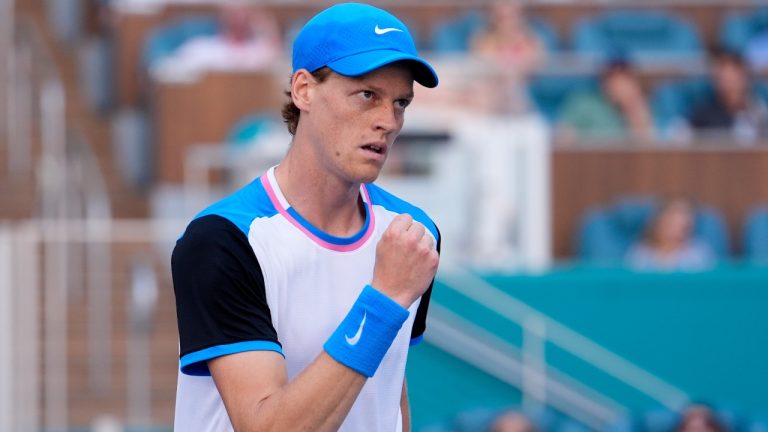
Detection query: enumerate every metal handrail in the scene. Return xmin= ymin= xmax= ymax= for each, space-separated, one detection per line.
xmin=426 ymin=304 xmax=627 ymax=430
xmin=438 ymin=267 xmax=691 ymax=410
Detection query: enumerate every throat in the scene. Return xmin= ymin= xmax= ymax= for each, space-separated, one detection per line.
xmin=310 ymin=193 xmax=368 ymax=238
xmin=274 ymin=157 xmax=370 ymax=237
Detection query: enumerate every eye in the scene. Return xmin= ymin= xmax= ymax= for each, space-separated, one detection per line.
xmin=360 ymin=90 xmax=374 ymax=100
xmin=395 ymin=98 xmax=411 ymax=109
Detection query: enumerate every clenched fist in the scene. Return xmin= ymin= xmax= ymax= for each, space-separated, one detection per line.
xmin=371 ymin=214 xmax=439 ymax=308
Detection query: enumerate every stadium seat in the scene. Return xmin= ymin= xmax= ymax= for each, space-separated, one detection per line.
xmin=744 ymin=206 xmax=768 ymax=264
xmin=576 ymin=196 xmax=730 ymax=264
xmin=528 ymin=76 xmax=598 ymax=123
xmin=649 ymin=78 xmax=712 ymax=137
xmin=720 ymin=8 xmax=768 ymax=53
xmin=571 ymin=10 xmax=703 ymax=63
xmin=639 ymin=408 xmax=680 ymax=432
xmin=430 ymin=11 xmax=486 ymax=53
xmin=576 ymin=196 xmax=658 ymax=264
xmin=451 ymin=407 xmax=499 ymax=432
xmin=429 ymin=11 xmax=559 ymax=53
xmin=692 ymin=206 xmax=730 ymax=258
xmin=650 ymin=78 xmax=768 ymax=138
xmin=142 ymin=15 xmax=220 ymax=69
xmin=227 ymin=114 xmax=276 ymax=148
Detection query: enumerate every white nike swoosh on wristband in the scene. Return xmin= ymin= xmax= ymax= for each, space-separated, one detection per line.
xmin=345 ymin=312 xmax=367 ymax=346
xmin=374 ymin=25 xmax=403 ymax=35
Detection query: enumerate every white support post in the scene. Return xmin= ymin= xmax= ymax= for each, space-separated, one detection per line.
xmin=15 ymin=224 xmax=40 ymax=432
xmin=0 ymin=225 xmax=13 ymax=432
xmin=44 ymin=222 xmax=69 ymax=431
xmin=518 ymin=116 xmax=552 ymax=271
xmin=457 ymin=114 xmax=552 ymax=271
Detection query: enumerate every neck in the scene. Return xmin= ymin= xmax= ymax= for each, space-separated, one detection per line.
xmin=274 ymin=141 xmax=366 ymax=238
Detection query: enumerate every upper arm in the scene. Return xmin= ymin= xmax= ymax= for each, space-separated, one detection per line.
xmin=209 ymin=350 xmax=288 ymax=430
xmin=172 ymin=214 xmax=282 ymax=376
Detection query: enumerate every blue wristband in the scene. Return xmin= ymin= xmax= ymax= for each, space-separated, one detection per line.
xmin=324 ymin=285 xmax=410 ymax=377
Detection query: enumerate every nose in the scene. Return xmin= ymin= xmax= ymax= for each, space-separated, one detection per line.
xmin=373 ymin=103 xmax=400 ymax=135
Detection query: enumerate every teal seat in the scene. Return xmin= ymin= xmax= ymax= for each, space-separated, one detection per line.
xmin=744 ymin=206 xmax=768 ymax=264
xmin=142 ymin=15 xmax=220 ymax=69
xmin=649 ymin=78 xmax=711 ymax=135
xmin=429 ymin=11 xmax=559 ymax=53
xmin=576 ymin=196 xmax=730 ymax=264
xmin=720 ymin=8 xmax=768 ymax=53
xmin=528 ymin=75 xmax=597 ymax=123
xmin=571 ymin=10 xmax=702 ymax=63
xmin=227 ymin=114 xmax=276 ymax=148
xmin=650 ymin=79 xmax=768 ymax=135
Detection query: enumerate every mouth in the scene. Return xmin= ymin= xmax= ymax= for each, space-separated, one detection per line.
xmin=361 ymin=143 xmax=387 ymax=156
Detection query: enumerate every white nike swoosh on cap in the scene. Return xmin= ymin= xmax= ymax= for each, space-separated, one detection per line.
xmin=345 ymin=312 xmax=367 ymax=346
xmin=374 ymin=25 xmax=403 ymax=35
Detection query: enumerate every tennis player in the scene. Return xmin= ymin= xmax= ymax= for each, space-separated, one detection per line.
xmin=172 ymin=3 xmax=440 ymax=431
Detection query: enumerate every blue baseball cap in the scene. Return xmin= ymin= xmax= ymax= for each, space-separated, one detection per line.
xmin=292 ymin=3 xmax=438 ymax=88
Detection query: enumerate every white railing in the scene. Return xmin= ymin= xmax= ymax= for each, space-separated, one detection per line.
xmin=0 ymin=218 xmax=187 ymax=431
xmin=437 ymin=267 xmax=691 ymax=413
xmin=2 ymin=15 xmax=119 ymax=430
xmin=0 ymin=223 xmax=41 ymax=432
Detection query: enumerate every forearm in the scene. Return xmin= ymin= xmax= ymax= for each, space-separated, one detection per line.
xmin=254 ymin=352 xmax=367 ymax=432
xmin=212 ymin=351 xmax=366 ymax=432
xmin=213 ymin=286 xmax=410 ymax=431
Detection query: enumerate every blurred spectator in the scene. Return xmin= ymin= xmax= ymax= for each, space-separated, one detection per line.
xmin=489 ymin=411 xmax=538 ymax=432
xmin=168 ymin=2 xmax=281 ymax=73
xmin=676 ymin=404 xmax=726 ymax=432
xmin=626 ymin=198 xmax=716 ymax=271
xmin=469 ymin=1 xmax=546 ymax=114
xmin=470 ymin=1 xmax=546 ymax=77
xmin=690 ymin=47 xmax=768 ymax=143
xmin=558 ymin=58 xmax=656 ymax=142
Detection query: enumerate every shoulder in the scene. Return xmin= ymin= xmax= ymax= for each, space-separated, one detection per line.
xmin=191 ymin=175 xmax=279 ymax=237
xmin=559 ymin=91 xmax=614 ymax=121
xmin=365 ymin=183 xmax=439 ymax=240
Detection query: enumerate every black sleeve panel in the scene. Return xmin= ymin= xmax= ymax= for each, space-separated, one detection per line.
xmin=411 ymin=225 xmax=441 ymax=340
xmin=172 ymin=214 xmax=279 ymax=360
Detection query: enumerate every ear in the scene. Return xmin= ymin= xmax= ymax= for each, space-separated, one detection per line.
xmin=291 ymin=69 xmax=315 ymax=112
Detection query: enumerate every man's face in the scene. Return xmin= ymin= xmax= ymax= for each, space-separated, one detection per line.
xmin=301 ymin=63 xmax=414 ymax=184
xmin=602 ymin=67 xmax=642 ymax=106
xmin=712 ymin=58 xmax=748 ymax=104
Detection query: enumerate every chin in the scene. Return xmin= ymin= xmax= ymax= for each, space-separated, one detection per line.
xmin=350 ymin=164 xmax=383 ymax=184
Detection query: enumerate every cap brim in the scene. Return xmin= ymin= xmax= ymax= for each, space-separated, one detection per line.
xmin=327 ymin=49 xmax=439 ymax=88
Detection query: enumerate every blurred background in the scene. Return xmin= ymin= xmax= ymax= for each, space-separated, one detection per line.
xmin=0 ymin=0 xmax=767 ymax=431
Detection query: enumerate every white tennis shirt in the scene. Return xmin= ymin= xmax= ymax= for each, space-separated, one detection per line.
xmin=172 ymin=167 xmax=439 ymax=431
